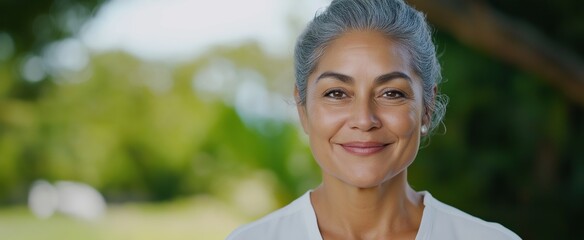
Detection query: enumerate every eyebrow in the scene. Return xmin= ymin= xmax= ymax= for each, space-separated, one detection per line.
xmin=315 ymin=71 xmax=412 ymax=85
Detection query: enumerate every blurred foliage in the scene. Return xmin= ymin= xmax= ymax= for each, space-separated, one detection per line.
xmin=410 ymin=32 xmax=584 ymax=240
xmin=0 ymin=46 xmax=319 ymax=203
xmin=0 ymin=0 xmax=583 ymax=240
xmin=0 ymin=0 xmax=101 ymax=53
xmin=488 ymin=0 xmax=584 ymax=55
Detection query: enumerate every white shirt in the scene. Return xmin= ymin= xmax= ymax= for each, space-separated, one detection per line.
xmin=226 ymin=191 xmax=521 ymax=240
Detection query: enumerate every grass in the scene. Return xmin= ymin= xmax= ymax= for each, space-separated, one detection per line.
xmin=0 ymin=195 xmax=248 ymax=240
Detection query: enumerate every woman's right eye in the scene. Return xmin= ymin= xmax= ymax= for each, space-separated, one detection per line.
xmin=324 ymin=90 xmax=347 ymax=99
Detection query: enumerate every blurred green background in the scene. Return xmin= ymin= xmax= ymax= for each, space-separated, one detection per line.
xmin=0 ymin=0 xmax=583 ymax=239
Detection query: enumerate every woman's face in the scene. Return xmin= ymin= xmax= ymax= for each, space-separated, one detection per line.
xmin=297 ymin=30 xmax=427 ymax=188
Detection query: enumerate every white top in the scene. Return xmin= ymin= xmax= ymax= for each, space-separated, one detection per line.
xmin=226 ymin=191 xmax=521 ymax=240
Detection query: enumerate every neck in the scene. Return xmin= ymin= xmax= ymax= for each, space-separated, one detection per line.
xmin=311 ymin=171 xmax=424 ymax=239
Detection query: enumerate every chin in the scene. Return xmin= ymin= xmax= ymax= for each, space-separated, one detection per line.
xmin=341 ymin=163 xmax=412 ymax=189
xmin=342 ymin=172 xmax=392 ymax=189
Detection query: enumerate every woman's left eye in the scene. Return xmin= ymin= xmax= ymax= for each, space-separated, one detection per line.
xmin=382 ymin=90 xmax=405 ymax=99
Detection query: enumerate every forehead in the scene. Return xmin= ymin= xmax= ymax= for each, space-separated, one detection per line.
xmin=313 ymin=30 xmax=415 ymax=80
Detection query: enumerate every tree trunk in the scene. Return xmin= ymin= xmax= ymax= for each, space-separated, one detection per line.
xmin=407 ymin=0 xmax=584 ymax=105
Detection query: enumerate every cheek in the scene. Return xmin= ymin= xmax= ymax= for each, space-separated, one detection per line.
xmin=305 ymin=103 xmax=346 ymax=139
xmin=381 ymin=105 xmax=420 ymax=136
xmin=305 ymin=105 xmax=336 ymax=168
xmin=304 ymin=86 xmax=345 ymax=133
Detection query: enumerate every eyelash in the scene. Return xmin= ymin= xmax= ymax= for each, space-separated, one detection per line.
xmin=381 ymin=90 xmax=406 ymax=99
xmin=324 ymin=89 xmax=347 ymax=99
xmin=322 ymin=89 xmax=407 ymax=100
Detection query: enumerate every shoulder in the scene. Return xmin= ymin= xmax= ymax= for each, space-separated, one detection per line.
xmin=226 ymin=191 xmax=318 ymax=240
xmin=418 ymin=192 xmax=521 ymax=240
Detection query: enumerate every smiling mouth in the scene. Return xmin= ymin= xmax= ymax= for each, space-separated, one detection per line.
xmin=339 ymin=142 xmax=390 ymax=156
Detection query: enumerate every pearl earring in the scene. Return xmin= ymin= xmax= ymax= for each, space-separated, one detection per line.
xmin=421 ymin=125 xmax=428 ymax=135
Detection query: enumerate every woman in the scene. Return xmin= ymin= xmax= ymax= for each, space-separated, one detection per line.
xmin=228 ymin=0 xmax=520 ymax=239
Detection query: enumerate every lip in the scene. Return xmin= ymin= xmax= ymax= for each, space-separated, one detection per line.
xmin=339 ymin=142 xmax=390 ymax=156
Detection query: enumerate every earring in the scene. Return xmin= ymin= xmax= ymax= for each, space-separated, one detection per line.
xmin=421 ymin=125 xmax=428 ymax=135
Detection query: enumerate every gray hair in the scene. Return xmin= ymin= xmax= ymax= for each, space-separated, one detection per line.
xmin=294 ymin=0 xmax=447 ymax=134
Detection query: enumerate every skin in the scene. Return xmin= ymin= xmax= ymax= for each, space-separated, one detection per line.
xmin=296 ymin=30 xmax=431 ymax=240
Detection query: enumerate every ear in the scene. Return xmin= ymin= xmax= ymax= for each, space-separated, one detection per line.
xmin=295 ymin=87 xmax=310 ymax=135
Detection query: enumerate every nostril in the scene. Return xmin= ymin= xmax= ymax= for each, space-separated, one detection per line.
xmin=349 ymin=106 xmax=381 ymax=131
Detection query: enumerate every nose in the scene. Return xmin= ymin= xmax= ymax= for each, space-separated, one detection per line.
xmin=348 ymin=98 xmax=381 ymax=131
